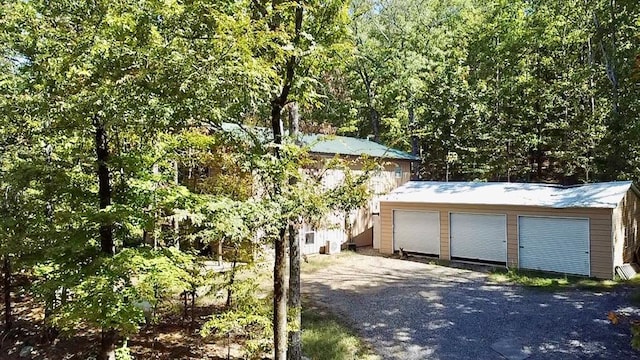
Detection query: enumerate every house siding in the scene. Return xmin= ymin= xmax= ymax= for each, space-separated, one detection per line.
xmin=313 ymin=155 xmax=411 ymax=193
xmin=612 ymin=188 xmax=640 ymax=268
xmin=302 ymin=157 xmax=412 ymax=254
xmin=380 ymin=202 xmax=613 ymax=279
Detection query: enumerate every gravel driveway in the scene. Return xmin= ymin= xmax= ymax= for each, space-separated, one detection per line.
xmin=302 ymin=252 xmax=640 ymax=360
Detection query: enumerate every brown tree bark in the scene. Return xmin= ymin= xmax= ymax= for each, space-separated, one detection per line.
xmin=273 ymin=226 xmax=289 ymax=360
xmin=287 ymin=102 xmax=302 ymax=360
xmin=94 ymin=118 xmax=116 ymax=360
xmin=271 ymin=85 xmax=289 ymax=360
xmin=271 ymin=71 xmax=290 ymax=360
xmin=368 ymin=100 xmax=380 ymax=143
xmin=352 ymin=16 xmax=380 ymax=142
xmin=226 ymin=248 xmax=239 ymax=308
xmin=287 ymin=224 xmax=301 ymax=360
xmin=269 ymin=1 xmax=303 ymax=359
xmin=359 ymin=67 xmax=380 ymax=143
xmin=94 ymin=119 xmax=114 ymax=256
xmin=409 ymin=105 xmax=418 ymax=158
xmin=271 ymin=79 xmax=289 ymax=360
xmin=3 ymin=255 xmax=11 ymax=333
xmin=408 ymin=103 xmax=419 ymax=179
xmin=99 ymin=329 xmax=117 ymax=360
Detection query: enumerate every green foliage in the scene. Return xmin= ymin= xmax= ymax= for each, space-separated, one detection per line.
xmin=0 ymin=0 xmax=280 ymax=349
xmin=5 ymin=0 xmax=637 ymax=356
xmin=489 ymin=268 xmax=619 ymax=292
xmin=311 ymin=0 xmax=640 ymax=183
xmin=201 ymin=265 xmax=273 ymax=359
xmin=0 ymin=0 xmax=358 ymax=357
xmin=632 ymin=324 xmax=640 ymax=350
xmin=326 ymin=156 xmax=379 ymax=213
xmin=31 ymin=248 xmax=197 ymax=335
xmin=115 ymin=340 xmax=134 ymax=360
xmin=172 ymin=130 xmax=254 ymax=199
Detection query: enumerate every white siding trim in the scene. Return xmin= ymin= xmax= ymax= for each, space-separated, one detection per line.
xmin=611 ymin=210 xmax=615 ymax=273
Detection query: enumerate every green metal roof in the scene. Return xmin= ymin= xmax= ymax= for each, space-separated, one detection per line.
xmin=301 ymin=134 xmax=419 ymax=160
xmin=219 ymin=122 xmax=419 ymax=161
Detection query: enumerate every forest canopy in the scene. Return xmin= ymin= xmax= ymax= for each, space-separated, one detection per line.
xmin=1 ymin=0 xmax=639 ymax=359
xmin=306 ymin=0 xmax=640 ymax=184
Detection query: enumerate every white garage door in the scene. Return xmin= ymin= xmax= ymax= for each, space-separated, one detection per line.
xmin=450 ymin=213 xmax=507 ymax=263
xmin=519 ymin=216 xmax=590 ymax=276
xmin=393 ymin=210 xmax=440 ymax=255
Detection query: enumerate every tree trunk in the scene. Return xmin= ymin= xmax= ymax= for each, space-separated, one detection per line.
xmin=3 ymin=255 xmax=11 ymax=333
xmin=592 ymin=9 xmax=619 ymax=116
xmin=368 ymin=91 xmax=380 ymax=143
xmin=183 ymin=291 xmax=188 ymax=323
xmin=269 ymin=3 xmax=302 ymax=359
xmin=94 ymin=119 xmax=114 ymax=256
xmin=357 ymin=64 xmax=380 ymax=143
xmin=536 ymin=120 xmax=543 ymax=181
xmin=226 ymin=248 xmax=239 ymax=308
xmin=271 ymin=91 xmax=288 ymax=360
xmin=537 ymin=149 xmax=543 ymax=181
xmin=409 ymin=105 xmax=418 ymax=157
xmin=271 ymin=88 xmax=289 ymax=360
xmin=288 ymin=102 xmax=299 ymax=136
xmin=99 ymin=329 xmax=117 ymax=360
xmin=271 ymin=86 xmax=289 ymax=360
xmin=190 ymin=288 xmax=196 ymax=331
xmin=287 ymin=102 xmax=302 ymax=360
xmin=344 ymin=212 xmax=353 ymax=244
xmin=94 ymin=118 xmax=116 ymax=359
xmin=287 ymin=223 xmax=301 ymax=360
xmin=408 ymin=104 xmax=419 ymax=179
xmin=273 ymin=227 xmax=289 ymax=360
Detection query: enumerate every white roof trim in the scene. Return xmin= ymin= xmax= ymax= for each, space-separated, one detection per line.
xmin=381 ymin=181 xmax=633 ymax=209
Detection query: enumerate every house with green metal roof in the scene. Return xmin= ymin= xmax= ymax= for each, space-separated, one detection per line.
xmin=301 ymin=134 xmax=419 ymax=161
xmin=300 ymin=134 xmax=418 ymax=254
xmin=219 ymin=121 xmax=418 ymax=161
xmin=218 ymin=122 xmax=418 ymax=254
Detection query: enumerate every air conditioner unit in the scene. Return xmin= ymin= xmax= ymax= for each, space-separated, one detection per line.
xmin=326 ymin=240 xmax=341 ymax=255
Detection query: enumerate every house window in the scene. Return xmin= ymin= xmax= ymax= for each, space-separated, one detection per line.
xmin=394 ymin=166 xmax=402 ymax=178
xmin=305 ymin=232 xmax=315 ymax=245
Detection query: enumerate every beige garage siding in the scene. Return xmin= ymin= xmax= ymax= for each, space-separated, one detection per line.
xmin=380 ymin=202 xmax=613 ymax=279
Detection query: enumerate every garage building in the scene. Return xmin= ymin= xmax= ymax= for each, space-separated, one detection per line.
xmin=378 ymin=181 xmax=640 ymax=279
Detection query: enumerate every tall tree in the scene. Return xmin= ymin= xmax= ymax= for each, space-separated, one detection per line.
xmin=248 ymin=1 xmax=351 ymax=358
xmin=287 ymin=102 xmax=303 ymax=360
xmin=335 ymin=0 xmax=639 ymax=183
xmin=1 ymin=1 xmax=270 ymax=358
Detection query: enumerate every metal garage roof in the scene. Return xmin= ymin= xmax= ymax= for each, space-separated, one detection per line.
xmin=381 ymin=181 xmax=634 ymax=209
